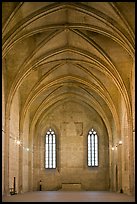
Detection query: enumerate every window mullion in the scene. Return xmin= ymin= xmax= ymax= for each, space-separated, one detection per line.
xmin=52 ymin=134 xmax=53 ymax=168
xmin=45 ymin=129 xmax=56 ymax=169
xmin=88 ymin=129 xmax=98 ymax=167
xmin=45 ymin=137 xmax=46 ymax=168
xmin=48 ymin=135 xmax=49 ymax=168
xmin=90 ymin=134 xmax=92 ymax=166
xmin=94 ymin=135 xmax=95 ymax=166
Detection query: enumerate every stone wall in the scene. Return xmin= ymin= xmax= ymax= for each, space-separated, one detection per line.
xmin=9 ymin=91 xmax=20 ymax=193
xmin=22 ymin=112 xmax=30 ymax=192
xmin=33 ymin=101 xmax=109 ymax=191
xmin=2 ymin=74 xmax=5 ymax=195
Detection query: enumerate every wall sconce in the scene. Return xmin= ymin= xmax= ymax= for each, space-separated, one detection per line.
xmin=119 ymin=140 xmax=122 ymax=145
xmin=16 ymin=140 xmax=21 ymax=145
xmin=111 ymin=140 xmax=122 ymax=150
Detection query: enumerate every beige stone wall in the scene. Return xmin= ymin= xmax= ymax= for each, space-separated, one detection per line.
xmin=2 ymin=131 xmax=5 ymax=195
xmin=22 ymin=112 xmax=30 ymax=192
xmin=2 ymin=2 xmax=134 ymax=196
xmin=33 ymin=101 xmax=109 ymax=190
xmin=132 ymin=61 xmax=135 ymax=195
xmin=33 ymin=133 xmax=40 ymax=191
xmin=2 ymin=74 xmax=5 ymax=195
xmin=115 ymin=97 xmax=131 ymax=194
xmin=9 ymin=91 xmax=20 ymax=193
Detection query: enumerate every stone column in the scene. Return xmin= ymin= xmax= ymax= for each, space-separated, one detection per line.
xmin=117 ymin=142 xmax=122 ymax=192
xmin=4 ymin=117 xmax=10 ymax=195
xmin=18 ymin=133 xmax=23 ymax=193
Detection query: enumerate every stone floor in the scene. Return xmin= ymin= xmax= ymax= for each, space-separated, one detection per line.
xmin=2 ymin=191 xmax=135 ymax=202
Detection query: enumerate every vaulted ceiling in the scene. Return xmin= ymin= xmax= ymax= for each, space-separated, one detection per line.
xmin=2 ymin=2 xmax=135 ymax=140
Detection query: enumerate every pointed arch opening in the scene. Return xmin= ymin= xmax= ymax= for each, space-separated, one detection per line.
xmin=88 ymin=128 xmax=99 ymax=167
xmin=45 ymin=128 xmax=56 ymax=169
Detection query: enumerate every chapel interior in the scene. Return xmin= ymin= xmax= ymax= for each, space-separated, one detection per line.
xmin=2 ymin=2 xmax=135 ymax=201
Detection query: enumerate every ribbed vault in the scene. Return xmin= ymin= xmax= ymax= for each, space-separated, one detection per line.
xmin=2 ymin=2 xmax=135 ymax=194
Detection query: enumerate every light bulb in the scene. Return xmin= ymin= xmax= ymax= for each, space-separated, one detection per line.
xmin=119 ymin=140 xmax=122 ymax=145
xmin=16 ymin=140 xmax=21 ymax=145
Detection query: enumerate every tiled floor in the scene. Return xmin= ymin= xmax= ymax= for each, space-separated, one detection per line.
xmin=2 ymin=191 xmax=135 ymax=202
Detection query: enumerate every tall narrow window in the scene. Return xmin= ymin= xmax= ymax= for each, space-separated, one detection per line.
xmin=88 ymin=128 xmax=98 ymax=167
xmin=45 ymin=128 xmax=56 ymax=169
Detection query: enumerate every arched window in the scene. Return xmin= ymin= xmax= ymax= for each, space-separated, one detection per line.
xmin=45 ymin=128 xmax=56 ymax=169
xmin=88 ymin=128 xmax=98 ymax=167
